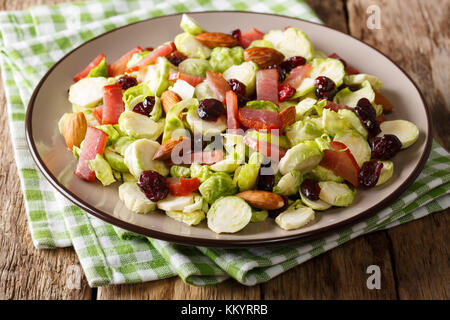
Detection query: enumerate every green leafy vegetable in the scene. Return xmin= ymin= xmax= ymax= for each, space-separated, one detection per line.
xmin=209 ymin=46 xmax=244 ymax=73
xmin=199 ymin=172 xmax=235 ymax=204
xmin=87 ymin=58 xmax=108 ymax=78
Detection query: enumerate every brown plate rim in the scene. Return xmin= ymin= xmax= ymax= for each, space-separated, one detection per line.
xmin=25 ymin=11 xmax=432 ymax=248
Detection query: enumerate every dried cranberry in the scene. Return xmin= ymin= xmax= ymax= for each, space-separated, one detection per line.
xmin=300 ymin=179 xmax=321 ymax=201
xmin=316 ymin=88 xmax=337 ymax=100
xmin=133 ymin=102 xmax=146 ymax=116
xmin=231 ymin=29 xmax=242 ymax=46
xmin=278 ymin=84 xmax=296 ymax=102
xmin=359 ymin=161 xmax=384 ymax=187
xmin=314 ymin=76 xmax=336 ymax=100
xmin=267 ymin=65 xmax=286 ymax=83
xmin=236 ymin=94 xmax=250 ymax=108
xmin=145 ymin=47 xmax=154 ymax=51
xmin=353 ymin=98 xmax=381 ymax=137
xmin=227 ymin=79 xmax=246 ymax=96
xmin=137 ymin=170 xmax=169 ymax=202
xmin=167 ymin=51 xmax=187 ymax=66
xmin=315 ymin=76 xmax=335 ymax=91
xmin=116 ymin=75 xmax=138 ymax=90
xmin=143 ymin=96 xmax=156 ymax=110
xmin=268 ymin=196 xmax=289 ymax=219
xmin=198 ymin=99 xmax=225 ymax=121
xmin=357 ymin=98 xmax=373 ymax=109
xmin=133 ymin=96 xmax=155 ymax=116
xmin=276 ymin=67 xmax=287 ymax=83
xmin=371 ymin=134 xmax=402 ymax=160
xmin=354 ymin=98 xmax=376 ymax=120
xmin=257 ymin=164 xmax=275 ymax=192
xmin=364 ymin=118 xmax=382 ymax=138
xmin=279 ymin=56 xmax=306 ymax=73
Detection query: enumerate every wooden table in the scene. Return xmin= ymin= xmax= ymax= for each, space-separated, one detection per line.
xmin=0 ymin=0 xmax=448 ymax=300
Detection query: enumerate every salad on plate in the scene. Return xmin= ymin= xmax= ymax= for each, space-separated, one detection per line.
xmin=59 ymin=14 xmax=419 ymax=233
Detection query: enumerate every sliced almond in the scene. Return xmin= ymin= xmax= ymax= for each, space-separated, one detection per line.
xmin=195 ymin=32 xmax=237 ymax=48
xmin=374 ymin=92 xmax=394 ymax=113
xmin=235 ymin=190 xmax=285 ymax=210
xmin=244 ymin=47 xmax=285 ymax=69
xmin=62 ymin=112 xmax=87 ymax=151
xmin=161 ymin=90 xmax=182 ymax=114
xmin=280 ymin=106 xmax=296 ymax=130
xmin=153 ymin=137 xmax=189 ymax=161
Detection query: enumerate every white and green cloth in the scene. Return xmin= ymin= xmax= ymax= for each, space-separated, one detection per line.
xmin=0 ymin=0 xmax=448 ymax=287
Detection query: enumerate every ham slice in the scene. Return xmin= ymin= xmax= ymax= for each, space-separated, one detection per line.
xmin=206 ymin=71 xmax=231 ymax=103
xmin=102 ymin=84 xmax=124 ymax=125
xmin=108 ymin=46 xmax=143 ymax=77
xmin=281 ymin=64 xmax=312 ymax=88
xmin=225 ymin=90 xmax=240 ymax=133
xmin=73 ymin=53 xmax=105 ymax=82
xmin=168 ymin=72 xmax=205 ymax=87
xmin=74 ymin=126 xmax=109 ymax=181
xmin=92 ymin=105 xmax=103 ymax=124
xmin=240 ymin=28 xmax=265 ymax=48
xmin=238 ymin=108 xmax=282 ymax=132
xmin=256 ymin=69 xmax=279 ymax=105
xmin=126 ymin=42 xmax=176 ymax=72
xmin=166 ymin=177 xmax=200 ymax=196
xmin=374 ymin=92 xmax=394 ymax=113
xmin=320 ymin=141 xmax=360 ymax=187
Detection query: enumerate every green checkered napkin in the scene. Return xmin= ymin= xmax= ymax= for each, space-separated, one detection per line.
xmin=0 ymin=0 xmax=448 ymax=287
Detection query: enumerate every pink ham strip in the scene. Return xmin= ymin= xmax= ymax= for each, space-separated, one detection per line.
xmin=240 ymin=28 xmax=264 ymax=48
xmin=74 ymin=126 xmax=109 ymax=181
xmin=125 ymin=42 xmax=176 ymax=72
xmin=281 ymin=64 xmax=312 ymax=88
xmin=256 ymin=69 xmax=279 ymax=105
xmin=206 ymin=71 xmax=231 ymax=103
xmin=225 ymin=90 xmax=240 ymax=134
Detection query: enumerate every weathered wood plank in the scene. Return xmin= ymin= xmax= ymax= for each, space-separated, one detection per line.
xmin=97 ymin=277 xmax=261 ymax=300
xmin=262 ymin=232 xmax=397 ymax=299
xmin=389 ymin=213 xmax=449 ymax=299
xmin=347 ymin=0 xmax=450 ymax=300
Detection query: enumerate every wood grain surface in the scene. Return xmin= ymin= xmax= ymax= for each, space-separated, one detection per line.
xmin=0 ymin=0 xmax=448 ymax=300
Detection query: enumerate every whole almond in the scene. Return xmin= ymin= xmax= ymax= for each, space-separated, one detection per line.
xmin=195 ymin=32 xmax=237 ymax=48
xmin=244 ymin=47 xmax=285 ymax=68
xmin=63 ymin=112 xmax=87 ymax=151
xmin=280 ymin=106 xmax=296 ymax=129
xmin=236 ymin=190 xmax=285 ymax=210
xmin=153 ymin=136 xmax=189 ymax=161
xmin=161 ymin=90 xmax=182 ymax=114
